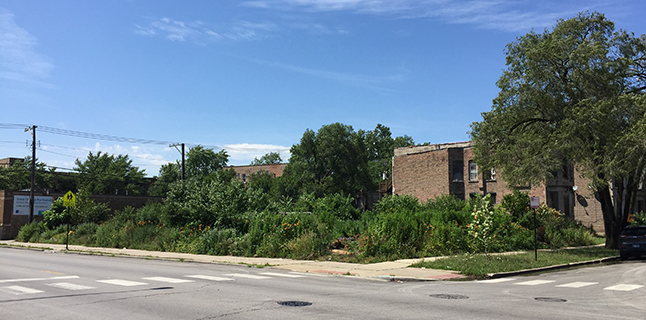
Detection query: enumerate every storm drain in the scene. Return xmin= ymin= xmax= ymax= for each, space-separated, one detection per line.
xmin=535 ymin=297 xmax=567 ymax=303
xmin=429 ymin=294 xmax=469 ymax=300
xmin=278 ymin=301 xmax=313 ymax=307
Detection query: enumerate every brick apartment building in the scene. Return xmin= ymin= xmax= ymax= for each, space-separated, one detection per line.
xmin=392 ymin=141 xmax=614 ymax=233
xmin=226 ymin=163 xmax=287 ymax=183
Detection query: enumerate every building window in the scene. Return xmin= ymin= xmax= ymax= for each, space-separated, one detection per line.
xmin=452 ymin=161 xmax=464 ymax=182
xmin=488 ymin=192 xmax=497 ymax=205
xmin=454 ymin=193 xmax=465 ymax=200
xmin=469 ymin=160 xmax=478 ymax=181
xmin=484 ymin=168 xmax=497 ymax=181
xmin=242 ymin=173 xmax=246 ymax=182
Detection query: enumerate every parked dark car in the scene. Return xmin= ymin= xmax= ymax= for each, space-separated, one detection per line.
xmin=619 ymin=225 xmax=646 ymax=259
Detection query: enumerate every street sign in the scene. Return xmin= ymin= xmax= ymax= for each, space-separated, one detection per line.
xmin=530 ymin=196 xmax=540 ymax=209
xmin=63 ymin=191 xmax=76 ymax=207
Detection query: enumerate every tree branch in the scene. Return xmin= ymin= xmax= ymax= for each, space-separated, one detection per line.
xmin=509 ymin=118 xmax=552 ymax=133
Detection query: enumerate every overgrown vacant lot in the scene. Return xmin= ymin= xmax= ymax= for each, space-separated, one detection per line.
xmin=18 ymin=182 xmax=601 ymax=263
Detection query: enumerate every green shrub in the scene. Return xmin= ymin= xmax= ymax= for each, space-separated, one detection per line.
xmin=16 ymin=222 xmax=47 ymax=242
xmin=631 ymin=211 xmax=646 ymax=226
xmin=42 ymin=198 xmax=68 ymax=229
xmin=195 ymin=228 xmax=238 ymax=255
xmin=500 ymin=190 xmax=531 ymax=221
xmin=285 ymin=231 xmax=328 ymax=259
xmin=164 ymin=176 xmax=266 ymax=232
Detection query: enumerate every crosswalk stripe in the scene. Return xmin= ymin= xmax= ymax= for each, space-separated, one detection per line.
xmin=556 ymin=282 xmax=598 ymax=288
xmin=47 ymin=282 xmax=95 ymax=290
xmin=478 ymin=278 xmax=516 ymax=283
xmin=142 ymin=277 xmax=194 ymax=284
xmin=0 ymin=275 xmax=79 ymax=284
xmin=185 ymin=275 xmax=233 ymax=282
xmin=96 ymin=279 xmax=148 ymax=287
xmin=259 ymin=272 xmax=305 ymax=278
xmin=604 ymin=284 xmax=644 ymax=291
xmin=514 ymin=280 xmax=556 ymax=286
xmin=1 ymin=285 xmax=44 ymax=295
xmin=223 ymin=273 xmax=271 ymax=280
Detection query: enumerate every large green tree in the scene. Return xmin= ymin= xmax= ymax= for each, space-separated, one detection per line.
xmin=0 ymin=157 xmax=53 ymax=191
xmin=283 ymin=123 xmax=414 ymax=201
xmin=74 ymin=151 xmax=146 ymax=195
xmin=185 ymin=145 xmax=229 ymax=179
xmin=470 ymin=12 xmax=646 ymax=248
xmin=250 ymin=152 xmax=282 ymax=166
xmin=149 ymin=146 xmax=230 ymax=196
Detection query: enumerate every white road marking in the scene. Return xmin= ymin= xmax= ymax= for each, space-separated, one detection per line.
xmin=1 ymin=285 xmax=44 ymax=295
xmin=47 ymin=282 xmax=95 ymax=290
xmin=185 ymin=275 xmax=233 ymax=282
xmin=0 ymin=275 xmax=79 ymax=283
xmin=604 ymin=284 xmax=644 ymax=291
xmin=259 ymin=272 xmax=305 ymax=278
xmin=514 ymin=280 xmax=556 ymax=286
xmin=142 ymin=277 xmax=194 ymax=284
xmin=96 ymin=279 xmax=148 ymax=287
xmin=556 ymin=282 xmax=598 ymax=288
xmin=478 ymin=278 xmax=516 ymax=283
xmin=223 ymin=273 xmax=271 ymax=280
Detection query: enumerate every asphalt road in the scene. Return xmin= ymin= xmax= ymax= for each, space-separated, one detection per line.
xmin=1 ymin=247 xmax=645 ymax=320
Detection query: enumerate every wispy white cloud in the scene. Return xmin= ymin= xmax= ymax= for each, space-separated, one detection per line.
xmin=77 ymin=142 xmax=292 ymax=173
xmin=222 ymin=143 xmax=291 ymax=164
xmin=0 ymin=8 xmax=54 ymax=84
xmin=236 ymin=54 xmax=405 ymax=92
xmin=79 ymin=143 xmax=175 ymax=175
xmin=241 ymin=0 xmax=614 ymax=32
xmin=134 ymin=17 xmax=278 ymax=43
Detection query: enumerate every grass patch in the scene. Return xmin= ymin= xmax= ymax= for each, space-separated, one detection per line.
xmin=592 ymin=236 xmax=606 ymax=245
xmin=409 ymin=247 xmax=618 ymax=277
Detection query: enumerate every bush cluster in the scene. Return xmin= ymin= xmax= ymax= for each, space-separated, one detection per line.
xmin=18 ymin=176 xmax=597 ymax=261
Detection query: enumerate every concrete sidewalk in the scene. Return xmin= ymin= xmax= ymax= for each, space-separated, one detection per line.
xmin=0 ymin=240 xmax=465 ymax=281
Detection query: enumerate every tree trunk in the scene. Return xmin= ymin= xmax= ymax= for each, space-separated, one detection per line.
xmin=598 ymin=178 xmax=637 ymax=249
xmin=598 ymin=186 xmax=621 ymax=249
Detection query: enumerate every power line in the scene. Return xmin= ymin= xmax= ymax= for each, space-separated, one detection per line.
xmin=37 ymin=126 xmax=222 ymax=149
xmin=0 ymin=123 xmax=30 ymax=129
xmin=2 ymin=123 xmax=222 ymax=150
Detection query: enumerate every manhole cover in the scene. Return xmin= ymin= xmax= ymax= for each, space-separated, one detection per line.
xmin=278 ymin=301 xmax=312 ymax=307
xmin=429 ymin=294 xmax=469 ymax=300
xmin=535 ymin=297 xmax=567 ymax=303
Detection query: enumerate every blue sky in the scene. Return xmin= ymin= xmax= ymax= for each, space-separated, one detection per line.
xmin=1 ymin=0 xmax=645 ymax=177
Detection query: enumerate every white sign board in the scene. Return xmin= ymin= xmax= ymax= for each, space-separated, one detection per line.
xmin=530 ymin=196 xmax=540 ymax=209
xmin=13 ymin=195 xmax=53 ymax=215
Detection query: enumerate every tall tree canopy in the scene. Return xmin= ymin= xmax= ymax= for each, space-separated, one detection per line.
xmin=185 ymin=146 xmax=229 ymax=179
xmin=149 ymin=146 xmax=230 ymax=196
xmin=250 ymin=152 xmax=282 ymax=166
xmin=283 ymin=123 xmax=414 ymax=200
xmin=0 ymin=157 xmax=53 ymax=191
xmin=470 ymin=12 xmax=646 ymax=248
xmin=74 ymin=151 xmax=146 ymax=195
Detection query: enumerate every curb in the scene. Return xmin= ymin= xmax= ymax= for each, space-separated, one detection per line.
xmin=487 ymin=256 xmax=620 ymax=279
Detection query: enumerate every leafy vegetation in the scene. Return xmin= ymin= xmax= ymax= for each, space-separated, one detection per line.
xmin=18 ymin=183 xmax=598 ymax=262
xmin=74 ymin=151 xmax=147 ymax=195
xmin=470 ymin=11 xmax=646 ymax=249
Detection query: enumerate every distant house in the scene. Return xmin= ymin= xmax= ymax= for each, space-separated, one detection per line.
xmin=226 ymin=163 xmax=287 ymax=183
xmin=390 ymin=141 xmax=630 ymax=234
xmin=0 ymin=157 xmax=23 ymax=168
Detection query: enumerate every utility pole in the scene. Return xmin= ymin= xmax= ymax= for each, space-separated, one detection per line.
xmin=170 ymin=143 xmax=185 ymax=180
xmin=25 ymin=125 xmax=37 ymax=224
